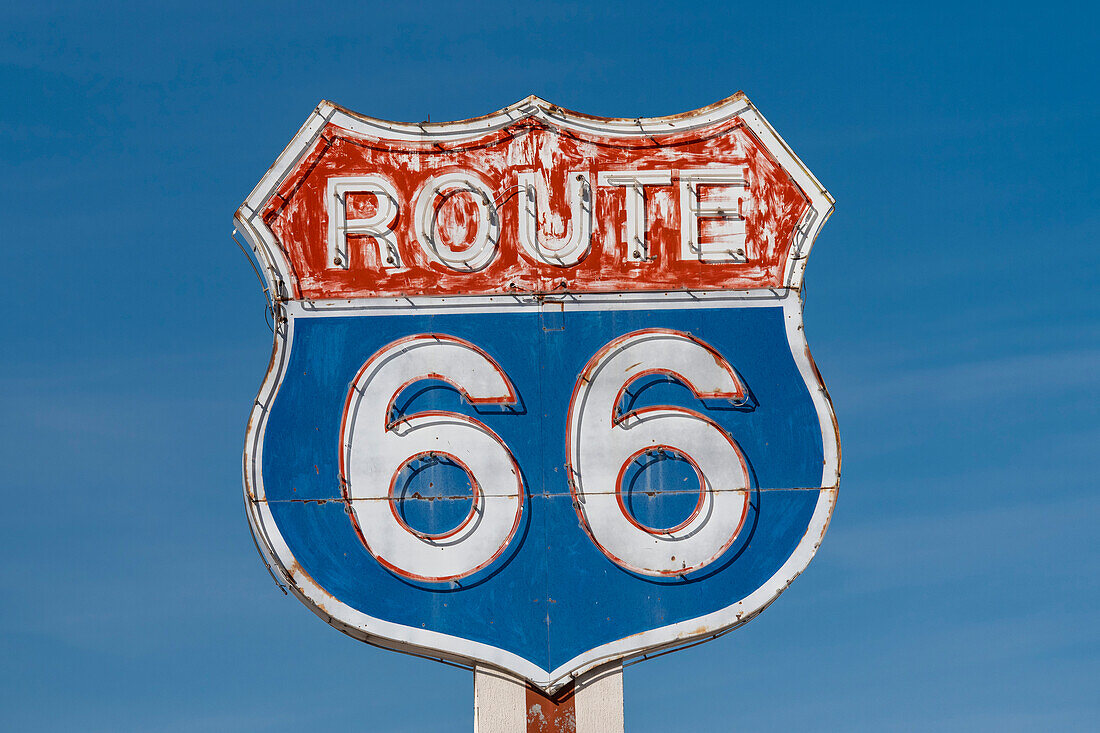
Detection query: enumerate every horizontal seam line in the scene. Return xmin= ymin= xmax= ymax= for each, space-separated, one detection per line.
xmin=252 ymin=485 xmax=837 ymax=503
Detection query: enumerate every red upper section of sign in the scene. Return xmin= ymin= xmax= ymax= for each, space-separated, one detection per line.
xmin=245 ymin=96 xmax=823 ymax=299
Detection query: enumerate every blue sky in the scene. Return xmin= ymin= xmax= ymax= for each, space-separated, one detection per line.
xmin=1 ymin=1 xmax=1097 ymax=730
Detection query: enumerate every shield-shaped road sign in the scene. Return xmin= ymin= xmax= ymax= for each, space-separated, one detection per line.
xmin=235 ymin=93 xmax=838 ymax=692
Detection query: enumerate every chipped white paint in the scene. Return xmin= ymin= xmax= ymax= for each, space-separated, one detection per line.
xmin=235 ymin=93 xmax=835 ymax=298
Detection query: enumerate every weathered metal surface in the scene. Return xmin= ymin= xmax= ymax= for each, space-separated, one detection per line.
xmin=474 ymin=663 xmax=623 ymax=733
xmin=235 ymin=93 xmax=838 ymax=693
xmin=525 ymin=680 xmax=576 ymax=733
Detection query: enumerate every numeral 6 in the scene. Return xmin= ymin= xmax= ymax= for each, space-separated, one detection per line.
xmin=341 ymin=329 xmax=751 ymax=581
xmin=566 ymin=329 xmax=751 ymax=576
xmin=341 ymin=335 xmax=524 ymax=583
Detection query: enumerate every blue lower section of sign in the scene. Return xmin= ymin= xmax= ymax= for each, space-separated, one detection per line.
xmin=262 ymin=304 xmax=824 ymax=672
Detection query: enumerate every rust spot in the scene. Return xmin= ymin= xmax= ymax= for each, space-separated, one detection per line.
xmin=526 ymin=680 xmax=577 ymax=733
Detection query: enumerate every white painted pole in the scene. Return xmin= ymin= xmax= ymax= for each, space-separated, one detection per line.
xmin=474 ymin=666 xmax=526 ymax=732
xmin=474 ymin=662 xmax=624 ymax=733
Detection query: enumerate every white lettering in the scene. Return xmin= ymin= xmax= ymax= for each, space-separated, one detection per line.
xmin=596 ymin=170 xmax=673 ymax=262
xmin=567 ymin=330 xmax=751 ymax=576
xmin=517 ymin=171 xmax=592 ymax=266
xmin=413 ymin=173 xmax=500 ymax=272
xmin=679 ymin=168 xmax=750 ymax=263
xmin=326 ymin=175 xmax=402 ymax=270
xmin=325 ymin=167 xmax=756 ymax=273
xmin=341 ymin=335 xmax=524 ymax=582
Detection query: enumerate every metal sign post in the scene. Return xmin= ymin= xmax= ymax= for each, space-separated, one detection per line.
xmin=235 ymin=93 xmax=838 ymax=730
xmin=474 ymin=663 xmax=623 ymax=733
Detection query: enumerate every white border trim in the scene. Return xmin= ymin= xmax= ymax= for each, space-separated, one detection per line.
xmin=241 ymin=290 xmax=839 ymax=692
xmin=289 ymin=288 xmax=792 ymax=318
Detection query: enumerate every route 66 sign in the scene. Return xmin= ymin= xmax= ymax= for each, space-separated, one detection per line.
xmin=235 ymin=93 xmax=838 ymax=692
